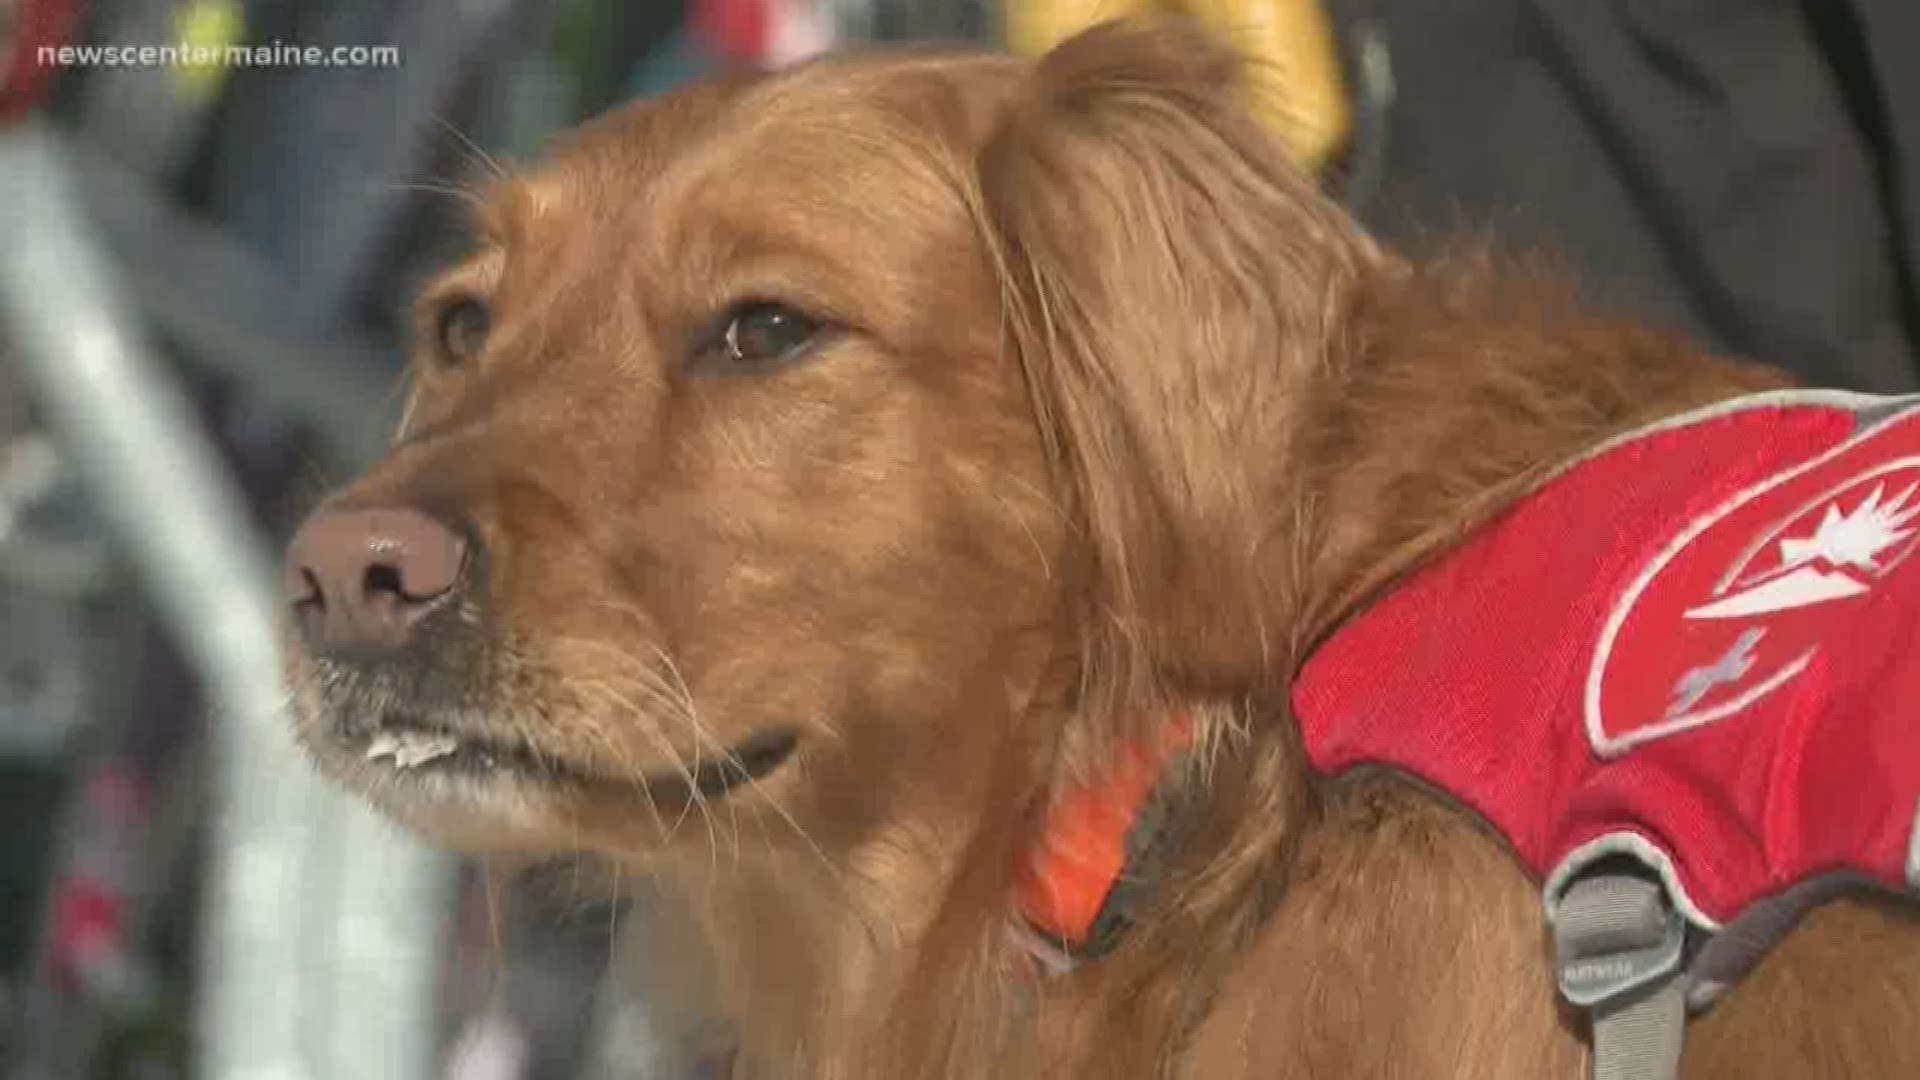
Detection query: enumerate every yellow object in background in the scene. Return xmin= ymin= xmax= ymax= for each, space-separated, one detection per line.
xmin=1000 ymin=0 xmax=1353 ymax=175
xmin=1003 ymin=0 xmax=1161 ymax=58
xmin=171 ymin=0 xmax=245 ymax=103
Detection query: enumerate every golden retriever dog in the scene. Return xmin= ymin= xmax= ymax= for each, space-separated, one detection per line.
xmin=281 ymin=20 xmax=1920 ymax=1079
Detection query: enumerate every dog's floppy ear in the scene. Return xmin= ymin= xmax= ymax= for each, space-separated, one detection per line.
xmin=977 ymin=20 xmax=1378 ymax=705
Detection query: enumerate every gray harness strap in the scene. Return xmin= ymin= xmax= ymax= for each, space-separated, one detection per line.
xmin=1555 ymin=868 xmax=1914 ymax=1079
xmin=1684 ymin=875 xmax=1863 ymax=1010
xmin=1555 ymin=873 xmax=1688 ymax=1080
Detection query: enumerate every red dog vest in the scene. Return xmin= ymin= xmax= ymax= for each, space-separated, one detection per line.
xmin=1293 ymin=390 xmax=1920 ymax=933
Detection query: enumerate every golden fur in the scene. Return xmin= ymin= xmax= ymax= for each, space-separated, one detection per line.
xmin=285 ymin=20 xmax=1920 ymax=1078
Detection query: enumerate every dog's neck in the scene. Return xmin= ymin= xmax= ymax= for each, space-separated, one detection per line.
xmin=659 ymin=703 xmax=1052 ymax=1078
xmin=670 ymin=705 xmax=1306 ymax=1080
xmin=677 ymin=824 xmax=980 ymax=1075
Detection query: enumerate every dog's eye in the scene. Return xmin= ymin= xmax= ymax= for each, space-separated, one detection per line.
xmin=710 ymin=301 xmax=825 ymax=369
xmin=434 ymin=297 xmax=490 ymax=365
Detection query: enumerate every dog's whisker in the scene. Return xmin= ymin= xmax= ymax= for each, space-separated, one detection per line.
xmin=541 ymin=625 xmax=751 ymax=858
xmin=557 ymin=657 xmax=730 ymax=860
xmin=429 ymin=116 xmax=508 ymax=181
xmin=561 ymin=673 xmax=704 ymax=843
xmin=554 ymin=630 xmax=845 ymax=896
xmin=502 ymin=641 xmax=687 ymax=840
xmin=642 ymin=643 xmax=749 ymax=858
xmin=383 ymin=179 xmax=489 ymax=209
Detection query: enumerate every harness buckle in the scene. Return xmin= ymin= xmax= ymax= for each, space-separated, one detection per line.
xmin=1553 ymin=871 xmax=1689 ymax=1080
xmin=1554 ymin=871 xmax=1686 ymax=1007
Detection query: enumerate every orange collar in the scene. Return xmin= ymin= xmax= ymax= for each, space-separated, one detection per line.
xmin=1012 ymin=712 xmax=1195 ymax=961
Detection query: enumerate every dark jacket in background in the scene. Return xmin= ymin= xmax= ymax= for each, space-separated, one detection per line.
xmin=1339 ymin=0 xmax=1920 ymax=393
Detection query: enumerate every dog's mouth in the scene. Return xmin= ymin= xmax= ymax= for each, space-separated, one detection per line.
xmin=353 ymin=714 xmax=799 ymax=804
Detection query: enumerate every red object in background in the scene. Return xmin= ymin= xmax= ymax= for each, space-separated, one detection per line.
xmin=1295 ymin=392 xmax=1920 ymax=928
xmin=1 ymin=0 xmax=81 ymax=119
xmin=44 ymin=763 xmax=148 ymax=993
xmin=690 ymin=0 xmax=770 ymax=64
xmin=49 ymin=878 xmax=124 ymax=992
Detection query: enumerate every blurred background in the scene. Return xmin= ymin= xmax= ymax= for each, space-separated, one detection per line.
xmin=0 ymin=1 xmax=1914 ymax=1078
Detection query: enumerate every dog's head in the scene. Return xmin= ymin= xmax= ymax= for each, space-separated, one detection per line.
xmin=282 ymin=23 xmax=1374 ymax=857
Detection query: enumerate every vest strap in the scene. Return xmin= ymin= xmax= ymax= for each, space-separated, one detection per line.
xmin=1555 ymin=871 xmax=1688 ymax=1080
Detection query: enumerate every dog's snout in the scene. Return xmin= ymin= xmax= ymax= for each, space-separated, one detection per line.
xmin=285 ymin=507 xmax=468 ymax=649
